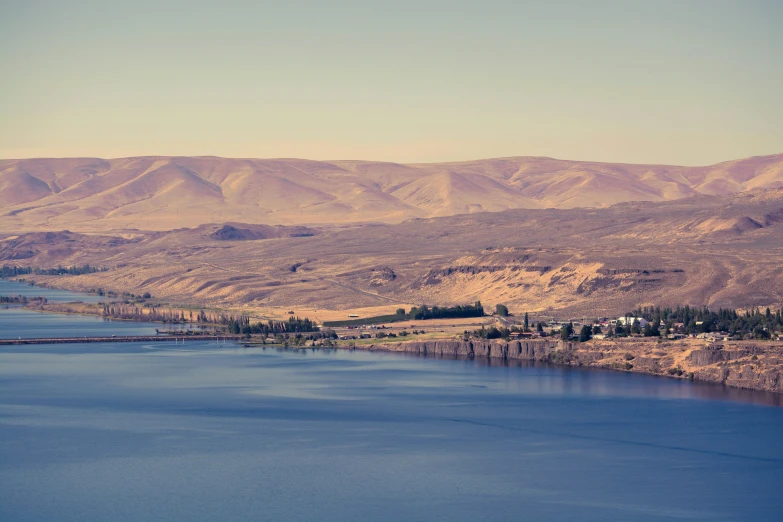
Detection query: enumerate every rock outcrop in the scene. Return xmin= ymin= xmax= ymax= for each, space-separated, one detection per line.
xmin=358 ymin=338 xmax=783 ymax=394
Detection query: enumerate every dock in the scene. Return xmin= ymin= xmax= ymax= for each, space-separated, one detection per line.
xmin=0 ymin=335 xmax=242 ymax=345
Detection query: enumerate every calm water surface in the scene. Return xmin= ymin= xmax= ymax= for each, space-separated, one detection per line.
xmin=1 ymin=287 xmax=782 ymax=521
xmin=0 ymin=280 xmax=160 ymax=338
xmin=0 ymin=280 xmax=104 ymax=303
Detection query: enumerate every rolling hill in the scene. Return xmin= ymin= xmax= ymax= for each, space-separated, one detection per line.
xmin=1 ymin=154 xmax=782 ymax=232
xmin=2 ymin=189 xmax=782 ymax=317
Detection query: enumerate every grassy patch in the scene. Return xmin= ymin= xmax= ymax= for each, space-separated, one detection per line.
xmin=323 ymin=314 xmax=406 ymax=327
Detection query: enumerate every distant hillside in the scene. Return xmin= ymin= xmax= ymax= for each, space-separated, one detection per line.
xmin=2 ymin=189 xmax=782 ymax=316
xmin=1 ymin=154 xmax=782 ymax=232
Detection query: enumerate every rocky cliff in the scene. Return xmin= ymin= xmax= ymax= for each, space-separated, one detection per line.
xmin=358 ymin=338 xmax=783 ymax=394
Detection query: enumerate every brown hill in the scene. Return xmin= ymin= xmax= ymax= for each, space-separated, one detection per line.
xmin=2 ymin=189 xmax=782 ymax=318
xmin=1 ymin=154 xmax=782 ymax=232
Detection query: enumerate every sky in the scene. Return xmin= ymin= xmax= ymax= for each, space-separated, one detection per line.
xmin=0 ymin=0 xmax=781 ymax=165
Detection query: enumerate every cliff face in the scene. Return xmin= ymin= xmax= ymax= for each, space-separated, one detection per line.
xmin=685 ymin=345 xmax=782 ymax=392
xmin=359 ymin=339 xmax=783 ymax=394
xmin=362 ymin=339 xmax=561 ymax=360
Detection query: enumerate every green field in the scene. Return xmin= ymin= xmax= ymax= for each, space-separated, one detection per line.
xmin=322 ymin=314 xmax=407 ymax=327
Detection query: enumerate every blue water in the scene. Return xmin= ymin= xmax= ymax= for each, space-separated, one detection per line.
xmin=0 ymin=279 xmax=104 ymax=303
xmin=1 ymin=288 xmax=782 ymax=521
xmin=0 ymin=280 xmax=162 ymax=338
xmin=0 ymin=307 xmax=163 ymax=338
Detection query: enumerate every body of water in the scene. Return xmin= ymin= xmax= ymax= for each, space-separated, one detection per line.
xmin=0 ymin=280 xmax=161 ymax=338
xmin=1 ymin=286 xmax=782 ymax=521
xmin=0 ymin=279 xmax=105 ymax=303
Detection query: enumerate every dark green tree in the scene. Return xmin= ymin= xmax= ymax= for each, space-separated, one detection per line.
xmin=560 ymin=322 xmax=574 ymax=340
xmin=579 ymin=325 xmax=592 ymax=342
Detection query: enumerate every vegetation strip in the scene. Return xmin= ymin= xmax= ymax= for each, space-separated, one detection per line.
xmin=324 ymin=303 xmax=485 ymax=327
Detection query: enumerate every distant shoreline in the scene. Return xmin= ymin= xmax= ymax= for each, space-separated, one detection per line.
xmin=350 ymin=338 xmax=783 ymax=396
xmin=3 ymin=279 xmax=782 ymax=397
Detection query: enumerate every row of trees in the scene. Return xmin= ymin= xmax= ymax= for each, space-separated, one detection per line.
xmin=1 ymin=265 xmax=105 ymax=277
xmin=0 ymin=295 xmax=48 ymax=304
xmin=397 ymin=302 xmax=485 ymax=321
xmin=102 ymin=305 xmax=264 ymax=327
xmin=226 ymin=316 xmax=319 ymax=335
xmin=103 ymin=304 xmax=205 ymax=323
xmin=102 ymin=304 xmax=321 ymax=336
xmin=629 ymin=305 xmax=783 ymax=339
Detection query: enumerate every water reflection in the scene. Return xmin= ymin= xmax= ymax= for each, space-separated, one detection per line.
xmin=268 ymin=346 xmax=783 ymax=408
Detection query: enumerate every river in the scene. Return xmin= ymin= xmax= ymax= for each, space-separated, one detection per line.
xmin=0 ymin=280 xmax=161 ymax=339
xmin=0 ymin=283 xmax=781 ymax=521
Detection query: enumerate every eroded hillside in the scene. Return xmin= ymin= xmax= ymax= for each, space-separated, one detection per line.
xmin=1 ymin=154 xmax=782 ymax=232
xmin=1 ymin=189 xmax=782 ymax=318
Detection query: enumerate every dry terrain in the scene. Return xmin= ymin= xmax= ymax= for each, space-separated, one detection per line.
xmin=2 ymin=154 xmax=782 ymax=233
xmin=3 ymin=154 xmax=782 ymax=396
xmin=1 ymin=185 xmax=782 ymax=319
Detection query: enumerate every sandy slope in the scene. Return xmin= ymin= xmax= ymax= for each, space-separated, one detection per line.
xmin=1 ymin=154 xmax=782 ymax=232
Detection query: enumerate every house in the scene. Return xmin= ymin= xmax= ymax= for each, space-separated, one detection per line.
xmin=616 ymin=317 xmax=649 ymax=327
xmin=704 ymin=332 xmax=736 ymax=342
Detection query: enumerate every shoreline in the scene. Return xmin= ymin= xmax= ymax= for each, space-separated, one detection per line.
xmin=349 ymin=338 xmax=783 ymax=395
xmin=5 ymin=297 xmax=783 ymax=398
xmin=4 ymin=279 xmax=783 ymax=395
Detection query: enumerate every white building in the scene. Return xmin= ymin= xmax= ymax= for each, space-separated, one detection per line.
xmin=616 ymin=317 xmax=649 ymax=327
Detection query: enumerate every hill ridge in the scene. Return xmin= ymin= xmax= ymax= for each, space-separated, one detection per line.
xmin=1 ymin=154 xmax=782 ymax=232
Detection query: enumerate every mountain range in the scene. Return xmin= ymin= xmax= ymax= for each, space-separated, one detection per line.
xmin=2 ymin=154 xmax=782 ymax=232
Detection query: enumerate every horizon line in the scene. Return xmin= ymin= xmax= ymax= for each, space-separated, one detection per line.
xmin=2 ymin=152 xmax=782 ymax=169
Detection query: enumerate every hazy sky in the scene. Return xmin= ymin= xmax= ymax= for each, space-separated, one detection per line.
xmin=1 ymin=0 xmax=781 ymax=164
